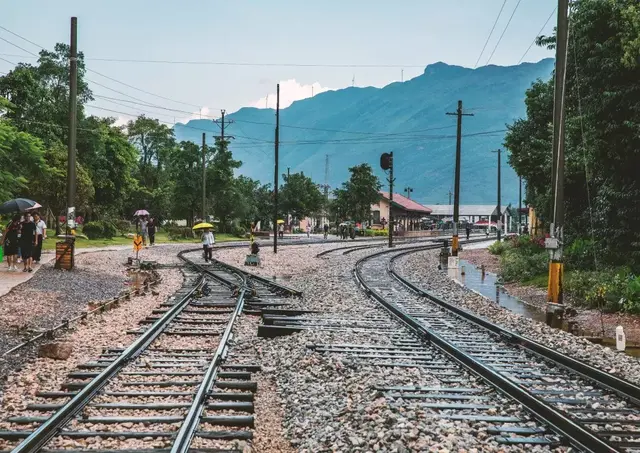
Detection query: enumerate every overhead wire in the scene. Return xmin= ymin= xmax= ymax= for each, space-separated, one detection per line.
xmin=474 ymin=0 xmax=509 ymax=68
xmin=484 ymin=0 xmax=524 ymax=65
xmin=518 ymin=7 xmax=557 ymax=64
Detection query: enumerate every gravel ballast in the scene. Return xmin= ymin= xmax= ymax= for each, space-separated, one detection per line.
xmin=397 ymin=249 xmax=640 ymax=386
xmin=210 ymin=245 xmax=558 ymax=452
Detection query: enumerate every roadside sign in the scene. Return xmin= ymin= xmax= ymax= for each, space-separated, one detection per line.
xmin=133 ymin=234 xmax=143 ymax=252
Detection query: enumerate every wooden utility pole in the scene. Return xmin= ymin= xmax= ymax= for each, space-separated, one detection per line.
xmin=202 ymin=133 xmax=206 ymax=221
xmin=403 ymin=187 xmax=413 ymax=199
xmin=273 ymin=84 xmax=280 ymax=253
xmin=492 ymin=149 xmax=502 ymax=241
xmin=66 ymin=17 xmax=78 ymax=235
xmin=388 ymin=152 xmax=394 ymax=248
xmin=446 ymin=100 xmax=474 ymax=257
xmin=547 ymin=0 xmax=570 ymax=305
xmin=448 ymin=190 xmax=452 ymax=205
xmin=519 ymin=176 xmax=522 ymax=234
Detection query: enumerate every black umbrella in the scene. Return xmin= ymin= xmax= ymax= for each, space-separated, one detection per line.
xmin=0 ymin=198 xmax=42 ymax=214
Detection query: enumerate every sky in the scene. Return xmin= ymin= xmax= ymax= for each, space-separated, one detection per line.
xmin=0 ymin=0 xmax=557 ymax=125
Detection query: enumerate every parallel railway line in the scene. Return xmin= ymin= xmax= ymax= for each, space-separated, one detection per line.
xmin=0 ymin=250 xmax=300 ymax=453
xmin=354 ymin=246 xmax=640 ymax=452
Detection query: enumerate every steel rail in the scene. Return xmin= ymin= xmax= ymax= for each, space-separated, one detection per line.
xmin=212 ymin=257 xmax=302 ymax=297
xmin=354 ymin=248 xmax=619 ymax=453
xmin=387 ymin=247 xmax=640 ymax=406
xmin=11 ymin=274 xmax=205 ymax=453
xmin=171 ymin=273 xmax=248 ymax=452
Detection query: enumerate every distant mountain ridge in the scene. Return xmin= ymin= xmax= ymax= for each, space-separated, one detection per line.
xmin=174 ymin=58 xmax=555 ymax=205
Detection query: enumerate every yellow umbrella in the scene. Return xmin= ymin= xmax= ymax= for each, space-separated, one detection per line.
xmin=193 ymin=222 xmax=214 ymax=230
xmin=277 ymin=219 xmax=285 ymax=224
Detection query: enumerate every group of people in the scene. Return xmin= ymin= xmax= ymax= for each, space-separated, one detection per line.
xmin=1 ymin=212 xmax=47 ymax=272
xmin=338 ymin=223 xmax=356 ymax=240
xmin=138 ymin=216 xmax=157 ymax=247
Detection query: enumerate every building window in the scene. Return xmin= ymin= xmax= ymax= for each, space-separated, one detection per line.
xmin=372 ymin=210 xmax=381 ymax=224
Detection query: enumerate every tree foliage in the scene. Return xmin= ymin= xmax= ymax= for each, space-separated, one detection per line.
xmin=331 ymin=164 xmax=381 ymax=223
xmin=505 ymin=0 xmax=640 ymax=268
xmin=280 ymin=172 xmax=324 ymax=220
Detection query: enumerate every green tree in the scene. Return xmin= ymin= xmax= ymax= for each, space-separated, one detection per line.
xmin=0 ymin=43 xmax=92 ymax=146
xmin=505 ymin=0 xmax=640 ymax=268
xmin=333 ymin=164 xmax=381 ymax=223
xmin=208 ymin=138 xmax=242 ymax=231
xmin=77 ymin=116 xmax=138 ymax=219
xmin=168 ymin=140 xmax=206 ymax=226
xmin=0 ymin=119 xmax=46 ymax=201
xmin=280 ymin=172 xmax=324 ymax=220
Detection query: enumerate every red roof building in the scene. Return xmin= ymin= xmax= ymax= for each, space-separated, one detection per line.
xmin=371 ymin=192 xmax=432 ymax=231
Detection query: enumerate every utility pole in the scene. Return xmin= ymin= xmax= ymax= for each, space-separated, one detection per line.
xmin=66 ymin=17 xmax=78 ymax=237
xmin=389 ymin=152 xmax=394 ymax=248
xmin=547 ymin=0 xmax=570 ymax=306
xmin=446 ymin=100 xmax=474 ymax=258
xmin=403 ymin=187 xmax=413 ymax=199
xmin=519 ymin=176 xmax=522 ymax=234
xmin=492 ymin=149 xmax=502 ymax=241
xmin=202 ymin=133 xmax=206 ymax=222
xmin=214 ymin=109 xmax=234 ymax=141
xmin=273 ymin=84 xmax=280 ymax=254
xmin=448 ymin=190 xmax=452 ymax=205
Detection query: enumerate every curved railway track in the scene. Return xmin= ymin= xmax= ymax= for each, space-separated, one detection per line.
xmin=354 ymin=246 xmax=640 ymax=452
xmin=0 ymin=250 xmax=300 ymax=453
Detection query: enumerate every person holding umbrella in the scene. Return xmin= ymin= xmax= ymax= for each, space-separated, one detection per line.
xmin=201 ymin=228 xmax=215 ymax=262
xmin=1 ymin=215 xmax=21 ymax=271
xmin=20 ymin=214 xmax=36 ymax=272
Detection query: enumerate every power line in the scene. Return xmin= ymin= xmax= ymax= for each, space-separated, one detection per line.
xmin=83 ymin=57 xmax=426 ymax=68
xmin=485 ymin=0 xmax=524 ymax=65
xmin=0 ymin=36 xmax=38 ymax=57
xmin=0 ymin=25 xmax=45 ymax=50
xmin=474 ymin=0 xmax=508 ymax=68
xmin=518 ymin=7 xmax=557 ymax=64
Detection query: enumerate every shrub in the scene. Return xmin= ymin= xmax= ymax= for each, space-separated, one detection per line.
xmin=565 ymin=238 xmax=598 ymax=271
xmin=167 ymin=226 xmax=194 ymax=240
xmin=488 ymin=241 xmax=508 ymax=255
xmin=231 ymin=222 xmax=246 ymax=238
xmin=365 ymin=229 xmax=388 ymax=237
xmin=113 ymin=219 xmax=132 ymax=236
xmin=81 ymin=221 xmax=117 ymax=239
xmin=82 ymin=221 xmax=104 ymax=239
xmin=499 ymin=249 xmax=549 ymax=283
xmin=565 ymin=268 xmax=640 ymax=313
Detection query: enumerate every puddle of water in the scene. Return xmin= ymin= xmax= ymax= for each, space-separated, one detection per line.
xmin=449 ymin=260 xmax=547 ymax=323
xmin=445 ymin=260 xmax=640 ymax=358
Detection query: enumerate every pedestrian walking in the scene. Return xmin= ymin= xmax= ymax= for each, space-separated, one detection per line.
xmin=278 ymin=223 xmax=284 ymax=239
xmin=201 ymin=228 xmax=215 ymax=262
xmin=306 ymin=224 xmax=311 ymax=238
xmin=465 ymin=224 xmax=471 ymax=241
xmin=148 ymin=217 xmax=156 ymax=246
xmin=323 ymin=223 xmax=329 ymax=239
xmin=20 ymin=214 xmax=36 ymax=272
xmin=32 ymin=212 xmax=47 ymax=263
xmin=140 ymin=216 xmax=148 ymax=246
xmin=1 ymin=215 xmax=20 ymax=271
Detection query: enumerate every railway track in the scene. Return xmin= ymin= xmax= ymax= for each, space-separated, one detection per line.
xmin=352 ymin=246 xmax=640 ymax=452
xmin=0 ymin=250 xmax=301 ymax=453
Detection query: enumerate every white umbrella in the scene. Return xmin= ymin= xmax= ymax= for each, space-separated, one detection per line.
xmin=134 ymin=209 xmax=150 ymax=216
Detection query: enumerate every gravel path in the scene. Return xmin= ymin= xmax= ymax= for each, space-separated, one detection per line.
xmin=397 ymin=249 xmax=640 ymax=385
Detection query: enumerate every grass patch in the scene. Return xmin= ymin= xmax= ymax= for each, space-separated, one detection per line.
xmin=41 ymin=231 xmax=244 ymax=250
xmin=520 ymin=273 xmax=549 ymax=288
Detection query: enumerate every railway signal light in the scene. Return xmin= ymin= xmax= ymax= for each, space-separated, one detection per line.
xmin=380 ymin=152 xmax=392 ymax=171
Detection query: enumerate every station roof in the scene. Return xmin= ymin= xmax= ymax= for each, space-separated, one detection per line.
xmin=425 ymin=204 xmax=508 ymax=216
xmin=379 ymin=192 xmax=432 ymax=214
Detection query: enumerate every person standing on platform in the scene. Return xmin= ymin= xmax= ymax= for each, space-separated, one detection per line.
xmin=32 ymin=213 xmax=47 ymax=263
xmin=1 ymin=215 xmax=21 ymax=271
xmin=20 ymin=214 xmax=36 ymax=272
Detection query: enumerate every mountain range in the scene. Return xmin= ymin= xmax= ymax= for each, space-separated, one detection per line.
xmin=174 ymin=58 xmax=555 ymax=205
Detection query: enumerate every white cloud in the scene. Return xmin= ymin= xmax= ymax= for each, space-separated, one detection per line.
xmin=113 ymin=116 xmax=129 ymax=128
xmin=253 ymin=79 xmax=333 ymax=109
